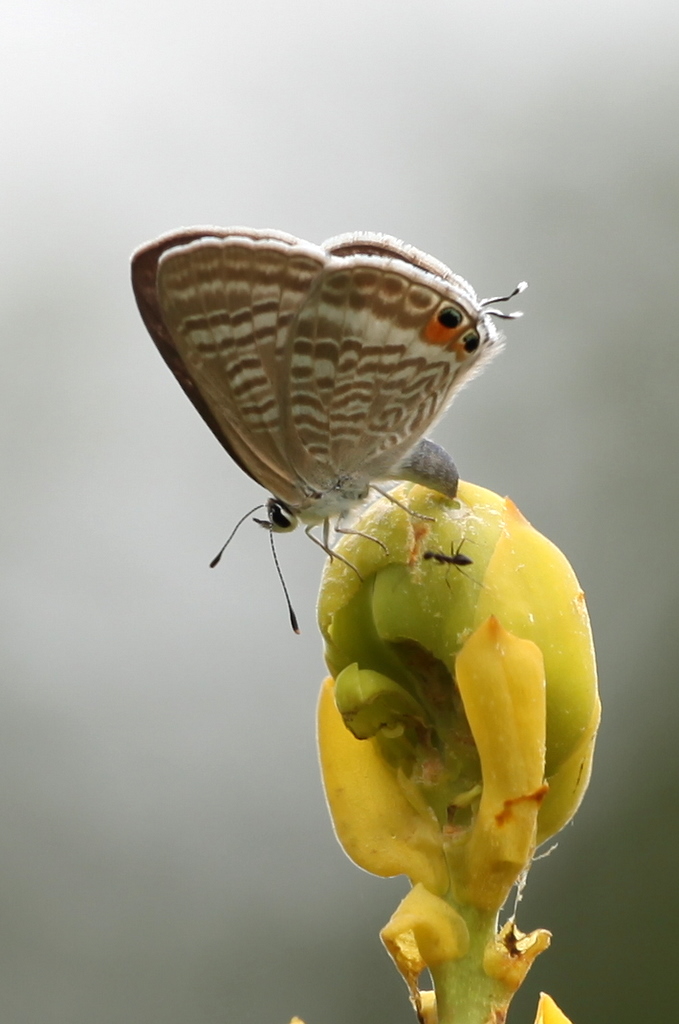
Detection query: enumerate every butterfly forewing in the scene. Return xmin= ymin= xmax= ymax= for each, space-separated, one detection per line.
xmin=154 ymin=234 xmax=327 ymax=506
xmin=131 ymin=228 xmax=261 ymax=483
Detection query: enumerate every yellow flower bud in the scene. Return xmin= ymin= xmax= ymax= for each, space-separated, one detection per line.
xmin=317 ymin=481 xmax=598 ymax=1024
xmin=318 ymin=480 xmax=600 ymax=891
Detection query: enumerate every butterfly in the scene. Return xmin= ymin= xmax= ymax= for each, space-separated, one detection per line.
xmin=131 ymin=227 xmax=524 ymax=561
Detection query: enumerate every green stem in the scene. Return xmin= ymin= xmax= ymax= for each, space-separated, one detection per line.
xmin=429 ymin=903 xmax=509 ymax=1024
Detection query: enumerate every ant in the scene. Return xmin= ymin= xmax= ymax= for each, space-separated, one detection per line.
xmin=423 ymin=539 xmax=478 ymax=588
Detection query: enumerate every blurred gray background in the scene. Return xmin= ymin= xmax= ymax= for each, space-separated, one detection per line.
xmin=1 ymin=0 xmax=678 ymax=1021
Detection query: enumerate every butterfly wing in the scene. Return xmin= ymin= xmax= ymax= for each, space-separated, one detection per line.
xmin=132 ymin=229 xmax=327 ymax=507
xmin=133 ymin=228 xmax=502 ymax=509
xmin=281 ymin=241 xmax=500 ymax=486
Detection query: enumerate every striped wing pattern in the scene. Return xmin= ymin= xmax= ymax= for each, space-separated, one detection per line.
xmin=284 ymin=263 xmax=462 ymax=482
xmin=133 ymin=228 xmax=500 ymax=515
xmin=155 ymin=234 xmax=325 ymax=506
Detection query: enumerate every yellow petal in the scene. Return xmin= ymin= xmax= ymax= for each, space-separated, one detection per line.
xmin=535 ymin=992 xmax=574 ymax=1024
xmin=475 ymin=497 xmax=600 ymax=780
xmin=483 ymin=920 xmax=551 ymax=993
xmin=451 ymin=618 xmax=547 ymax=910
xmin=317 ymin=678 xmax=449 ymax=894
xmin=381 ymin=883 xmax=469 ymax=971
xmin=536 ymin=704 xmax=598 ymax=843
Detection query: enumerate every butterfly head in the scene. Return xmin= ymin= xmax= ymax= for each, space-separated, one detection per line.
xmin=253 ymin=499 xmax=299 ymax=534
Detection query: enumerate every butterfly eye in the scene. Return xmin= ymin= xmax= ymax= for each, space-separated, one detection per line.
xmin=269 ymin=501 xmax=297 ymax=532
xmin=462 ymin=330 xmax=480 ymax=353
xmin=255 ymin=499 xmax=298 ymax=533
xmin=437 ymin=307 xmax=463 ymax=329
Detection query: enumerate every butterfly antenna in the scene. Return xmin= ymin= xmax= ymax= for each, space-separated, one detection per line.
xmin=209 ymin=505 xmax=265 ymax=568
xmin=267 ymin=527 xmax=300 ymax=634
xmin=481 ymin=280 xmax=528 ymax=319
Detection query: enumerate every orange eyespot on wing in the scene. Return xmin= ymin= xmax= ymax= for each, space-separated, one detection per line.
xmin=422 ymin=305 xmax=478 ymax=358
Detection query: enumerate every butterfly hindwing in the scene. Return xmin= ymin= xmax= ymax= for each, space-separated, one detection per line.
xmin=282 ymin=255 xmax=487 ymax=484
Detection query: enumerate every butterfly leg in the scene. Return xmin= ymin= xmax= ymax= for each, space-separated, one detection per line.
xmin=334 ymin=514 xmax=389 ymax=554
xmin=304 ymin=523 xmax=363 ymax=580
xmin=392 ymin=437 xmax=459 ymax=500
xmin=371 ymin=485 xmax=435 ymax=522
